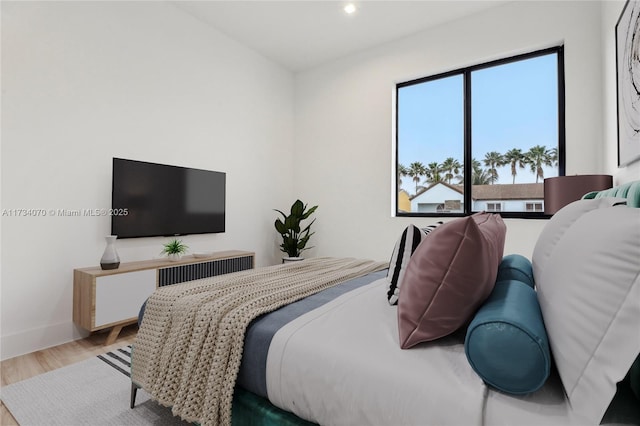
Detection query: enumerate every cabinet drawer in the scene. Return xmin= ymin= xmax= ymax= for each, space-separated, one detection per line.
xmin=94 ymin=269 xmax=156 ymax=327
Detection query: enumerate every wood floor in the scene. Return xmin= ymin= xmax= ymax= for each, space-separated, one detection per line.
xmin=0 ymin=324 xmax=138 ymax=426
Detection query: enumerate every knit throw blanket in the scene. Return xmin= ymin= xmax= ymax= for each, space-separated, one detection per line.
xmin=131 ymin=257 xmax=387 ymax=426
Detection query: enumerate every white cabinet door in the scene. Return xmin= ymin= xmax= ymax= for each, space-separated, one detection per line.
xmin=94 ymin=269 xmax=156 ymax=327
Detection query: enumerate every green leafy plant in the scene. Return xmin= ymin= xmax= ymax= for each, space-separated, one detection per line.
xmin=274 ymin=200 xmax=318 ymax=258
xmin=161 ymin=238 xmax=188 ymax=256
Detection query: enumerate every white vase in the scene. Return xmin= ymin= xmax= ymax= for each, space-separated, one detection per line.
xmin=100 ymin=235 xmax=120 ymax=270
xmin=282 ymin=256 xmax=304 ymax=264
xmin=168 ymin=253 xmax=182 ymax=262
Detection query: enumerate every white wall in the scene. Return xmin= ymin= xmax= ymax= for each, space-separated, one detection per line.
xmin=1 ymin=1 xmax=294 ymax=359
xmin=601 ymin=0 xmax=640 ymax=183
xmin=293 ymin=1 xmax=605 ymax=263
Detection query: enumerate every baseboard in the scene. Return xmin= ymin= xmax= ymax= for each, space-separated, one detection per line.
xmin=1 ymin=321 xmax=88 ymax=361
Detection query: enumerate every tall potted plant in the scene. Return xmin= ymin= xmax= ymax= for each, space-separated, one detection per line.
xmin=274 ymin=199 xmax=318 ymax=262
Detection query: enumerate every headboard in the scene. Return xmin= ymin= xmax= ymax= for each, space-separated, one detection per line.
xmin=582 ymin=180 xmax=640 ymax=208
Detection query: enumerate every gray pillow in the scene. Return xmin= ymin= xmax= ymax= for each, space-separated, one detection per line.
xmin=532 ymin=197 xmax=626 ymax=275
xmin=534 ymin=205 xmax=640 ymax=424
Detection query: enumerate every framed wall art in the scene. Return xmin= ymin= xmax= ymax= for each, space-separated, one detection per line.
xmin=616 ymin=0 xmax=640 ymax=167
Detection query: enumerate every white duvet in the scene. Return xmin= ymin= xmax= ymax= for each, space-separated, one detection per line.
xmin=266 ymin=278 xmax=486 ymax=425
xmin=265 ymin=278 xmax=598 ymax=426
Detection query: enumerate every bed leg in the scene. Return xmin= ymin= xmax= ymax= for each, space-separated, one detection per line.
xmin=130 ymin=382 xmax=138 ymax=409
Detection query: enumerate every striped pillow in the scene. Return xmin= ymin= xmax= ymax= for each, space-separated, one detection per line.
xmin=386 ymin=223 xmax=440 ymax=305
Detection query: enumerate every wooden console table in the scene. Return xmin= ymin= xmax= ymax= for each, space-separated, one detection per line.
xmin=72 ymin=250 xmax=255 ymax=344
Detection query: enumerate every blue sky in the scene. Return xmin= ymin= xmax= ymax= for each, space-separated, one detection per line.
xmin=398 ymin=53 xmax=558 ymax=191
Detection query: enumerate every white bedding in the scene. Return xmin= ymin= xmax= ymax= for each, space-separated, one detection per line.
xmin=484 ymin=372 xmax=573 ymax=426
xmin=266 ymin=278 xmax=486 ymax=425
xmin=265 ymin=277 xmax=599 ymax=426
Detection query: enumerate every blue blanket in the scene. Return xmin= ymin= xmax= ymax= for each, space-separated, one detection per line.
xmin=138 ymin=269 xmax=387 ymax=398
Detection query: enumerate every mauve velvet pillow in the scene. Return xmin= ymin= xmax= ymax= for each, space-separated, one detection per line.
xmin=398 ymin=212 xmax=506 ymax=349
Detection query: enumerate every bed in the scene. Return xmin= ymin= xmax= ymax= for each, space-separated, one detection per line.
xmin=131 ymin=181 xmax=640 ymax=426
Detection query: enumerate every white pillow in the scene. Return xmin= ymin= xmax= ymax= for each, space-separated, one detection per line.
xmin=534 ymin=205 xmax=640 ymax=424
xmin=532 ymin=197 xmax=626 ymax=274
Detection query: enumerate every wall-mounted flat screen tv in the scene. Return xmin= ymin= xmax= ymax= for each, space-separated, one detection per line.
xmin=111 ymin=158 xmax=225 ymax=238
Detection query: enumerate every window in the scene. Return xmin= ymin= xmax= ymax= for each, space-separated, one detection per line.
xmin=396 ymin=47 xmax=564 ymax=218
xmin=486 ymin=203 xmax=502 ymax=212
xmin=526 ymin=202 xmax=543 ymax=212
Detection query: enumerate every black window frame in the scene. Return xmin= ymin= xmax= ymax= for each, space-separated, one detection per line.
xmin=395 ymin=46 xmax=565 ymax=219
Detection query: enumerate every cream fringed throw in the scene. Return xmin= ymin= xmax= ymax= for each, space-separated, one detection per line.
xmin=131 ymin=257 xmax=387 ymax=426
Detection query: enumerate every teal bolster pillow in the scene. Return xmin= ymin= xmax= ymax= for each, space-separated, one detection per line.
xmin=495 ymin=254 xmax=534 ymax=288
xmin=465 ymin=277 xmax=551 ymax=394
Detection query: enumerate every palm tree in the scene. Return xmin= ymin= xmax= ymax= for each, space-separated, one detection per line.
xmin=407 ymin=162 xmax=427 ymax=195
xmin=425 ymin=162 xmax=444 ymax=184
xmin=548 ymin=147 xmax=559 ymax=167
xmin=441 ymin=157 xmax=462 ymax=184
xmin=525 ymin=145 xmax=553 ymax=183
xmin=397 ymin=163 xmax=409 ymax=187
xmin=503 ymin=148 xmax=526 ymax=184
xmin=483 ymin=151 xmax=505 ymax=184
xmin=472 ymin=158 xmax=492 ymax=185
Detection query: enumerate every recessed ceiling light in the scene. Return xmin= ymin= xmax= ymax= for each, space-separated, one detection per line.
xmin=344 ymin=3 xmax=357 ymax=15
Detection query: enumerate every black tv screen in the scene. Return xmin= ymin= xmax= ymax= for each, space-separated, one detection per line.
xmin=111 ymin=158 xmax=225 ymax=238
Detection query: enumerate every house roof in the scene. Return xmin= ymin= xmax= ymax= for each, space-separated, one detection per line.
xmin=472 ymin=183 xmax=543 ymax=200
xmin=410 ymin=181 xmax=463 ymax=200
xmin=409 ymin=182 xmax=543 ymax=201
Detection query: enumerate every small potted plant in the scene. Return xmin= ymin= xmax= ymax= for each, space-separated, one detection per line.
xmin=274 ymin=199 xmax=318 ymax=262
xmin=161 ymin=238 xmax=188 ymax=261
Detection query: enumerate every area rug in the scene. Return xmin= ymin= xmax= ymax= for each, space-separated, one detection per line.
xmin=1 ymin=346 xmax=188 ymax=425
